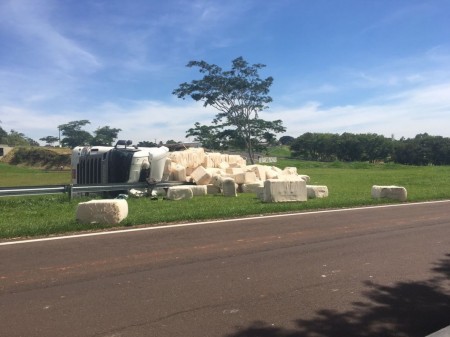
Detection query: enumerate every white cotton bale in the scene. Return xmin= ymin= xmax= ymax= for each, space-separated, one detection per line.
xmin=244 ymin=171 xmax=257 ymax=184
xmin=153 ymin=187 xmax=167 ymax=197
xmin=191 ymin=165 xmax=213 ymax=185
xmin=371 ymin=185 xmax=407 ymax=201
xmin=220 ymin=154 xmax=229 ymax=163
xmin=207 ymin=184 xmax=221 ymax=195
xmin=76 ymin=199 xmax=128 ymax=225
xmin=206 ymin=168 xmax=222 ymax=176
xmin=168 ymin=148 xmax=205 ymax=170
xmin=270 ymin=166 xmax=283 ymax=173
xmin=188 ymin=147 xmax=206 ymax=165
xmin=189 ymin=185 xmax=208 ymax=196
xmin=263 ymin=179 xmax=307 ymax=203
xmin=283 ymin=167 xmax=298 ymax=175
xmin=226 ymin=167 xmax=245 ymax=175
xmin=245 ymin=164 xmax=256 ymax=171
xmin=185 ymin=167 xmax=195 ymax=177
xmin=265 ymin=168 xmax=279 ymax=179
xmin=211 ymin=174 xmax=232 ymax=188
xmin=171 ymin=164 xmax=187 ymax=182
xmin=299 ymin=175 xmax=311 ymax=183
xmin=228 ymin=155 xmax=247 ymax=167
xmin=167 ymin=152 xmax=184 ymax=167
xmin=203 ymin=155 xmax=213 ymax=168
xmin=222 ymin=177 xmax=237 ymax=197
xmin=233 ymin=172 xmax=246 ymax=184
xmin=256 ymin=186 xmax=265 ymax=200
xmin=242 ymin=182 xmax=264 ymax=194
xmin=218 ymin=162 xmax=230 ymax=170
xmin=307 ymin=185 xmax=329 ymax=199
xmin=204 ymin=153 xmax=224 ymax=168
xmin=187 ymin=148 xmax=205 ymax=168
xmin=211 ymin=175 xmax=223 ymax=188
xmin=162 ymin=158 xmax=172 ymax=181
xmin=251 ymin=165 xmax=266 ymax=181
xmin=166 ymin=186 xmax=194 ymax=200
xmin=277 ymin=174 xmax=305 ymax=181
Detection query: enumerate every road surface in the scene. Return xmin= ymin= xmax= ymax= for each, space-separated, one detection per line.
xmin=1 ymin=201 xmax=450 ymax=337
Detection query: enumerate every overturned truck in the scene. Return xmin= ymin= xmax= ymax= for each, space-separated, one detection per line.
xmin=71 ymin=140 xmax=169 ymax=186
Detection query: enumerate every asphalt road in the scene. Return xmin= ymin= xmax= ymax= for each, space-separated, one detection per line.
xmin=1 ymin=201 xmax=450 ymax=337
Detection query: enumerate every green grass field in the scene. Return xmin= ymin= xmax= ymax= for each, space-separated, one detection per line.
xmin=0 ymin=162 xmax=71 ymax=186
xmin=1 ymin=160 xmax=450 ymax=239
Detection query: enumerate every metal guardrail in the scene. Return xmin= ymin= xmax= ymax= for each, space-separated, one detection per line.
xmin=0 ymin=185 xmax=68 ymax=197
xmin=0 ymin=182 xmax=189 ymax=199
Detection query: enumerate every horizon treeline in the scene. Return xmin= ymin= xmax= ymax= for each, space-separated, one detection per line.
xmin=289 ymin=132 xmax=450 ymax=166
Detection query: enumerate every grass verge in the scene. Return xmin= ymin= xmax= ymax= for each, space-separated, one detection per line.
xmin=1 ymin=161 xmax=450 ymax=240
xmin=0 ymin=162 xmax=70 ymax=186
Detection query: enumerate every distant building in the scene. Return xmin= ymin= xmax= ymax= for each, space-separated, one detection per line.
xmin=0 ymin=144 xmax=13 ymax=158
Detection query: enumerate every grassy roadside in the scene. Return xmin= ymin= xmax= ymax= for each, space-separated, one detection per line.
xmin=0 ymin=162 xmax=70 ymax=186
xmin=1 ymin=160 xmax=450 ymax=240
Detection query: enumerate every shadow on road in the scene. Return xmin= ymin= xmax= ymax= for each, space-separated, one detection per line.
xmin=225 ymin=254 xmax=450 ymax=337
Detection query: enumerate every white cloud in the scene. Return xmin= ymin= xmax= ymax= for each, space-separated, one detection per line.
xmin=87 ymin=100 xmax=218 ymax=143
xmin=6 ymin=79 xmax=450 ymax=146
xmin=0 ymin=0 xmax=101 ymax=72
xmin=1 ymin=100 xmax=217 ymax=144
xmin=267 ymin=82 xmax=450 ymax=138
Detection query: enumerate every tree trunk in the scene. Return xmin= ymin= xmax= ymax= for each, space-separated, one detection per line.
xmin=246 ymin=138 xmax=255 ymax=165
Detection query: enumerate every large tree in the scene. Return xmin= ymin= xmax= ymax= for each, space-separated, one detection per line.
xmin=173 ymin=56 xmax=285 ymax=164
xmin=58 ymin=120 xmax=93 ymax=148
xmin=185 ymin=122 xmax=223 ymax=151
xmin=5 ymin=130 xmax=31 ymax=146
xmin=92 ymin=126 xmax=122 ymax=146
xmin=279 ymin=135 xmax=295 ymax=146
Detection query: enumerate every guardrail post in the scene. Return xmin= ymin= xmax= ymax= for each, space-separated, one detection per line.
xmin=67 ymin=184 xmax=73 ymax=201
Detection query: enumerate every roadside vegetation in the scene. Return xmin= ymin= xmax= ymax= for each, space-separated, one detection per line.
xmin=1 ymin=158 xmax=450 ymax=240
xmin=2 ymin=147 xmax=71 ymax=170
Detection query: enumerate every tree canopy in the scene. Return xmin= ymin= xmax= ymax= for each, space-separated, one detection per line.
xmin=291 ymin=132 xmax=394 ymax=162
xmin=290 ymin=132 xmax=450 ymax=165
xmin=92 ymin=126 xmax=122 ymax=146
xmin=39 ymin=136 xmax=59 ymax=146
xmin=173 ymin=56 xmax=285 ymax=163
xmin=137 ymin=141 xmax=158 ymax=147
xmin=54 ymin=120 xmax=122 ymax=148
xmin=0 ymin=122 xmax=38 ymax=146
xmin=186 ymin=122 xmax=223 ymax=151
xmin=58 ymin=120 xmax=93 ymax=148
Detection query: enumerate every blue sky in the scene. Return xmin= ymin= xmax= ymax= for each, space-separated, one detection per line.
xmin=1 ymin=0 xmax=449 ymax=145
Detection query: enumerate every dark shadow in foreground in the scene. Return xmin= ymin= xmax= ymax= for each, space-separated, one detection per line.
xmin=225 ymin=254 xmax=450 ymax=337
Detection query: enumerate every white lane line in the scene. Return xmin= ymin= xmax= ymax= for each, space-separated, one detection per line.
xmin=1 ymin=200 xmax=449 ymax=246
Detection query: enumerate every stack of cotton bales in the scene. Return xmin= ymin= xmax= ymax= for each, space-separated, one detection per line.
xmin=167 ymin=147 xmax=206 ymax=177
xmin=162 ymin=148 xmax=320 ymax=202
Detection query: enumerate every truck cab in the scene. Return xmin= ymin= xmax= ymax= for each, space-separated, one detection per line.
xmin=71 ymin=141 xmax=169 ymax=185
